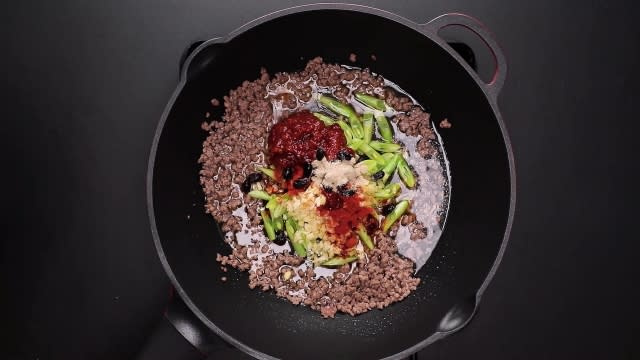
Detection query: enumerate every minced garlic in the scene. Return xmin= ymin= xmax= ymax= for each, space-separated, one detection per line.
xmin=312 ymin=158 xmax=368 ymax=189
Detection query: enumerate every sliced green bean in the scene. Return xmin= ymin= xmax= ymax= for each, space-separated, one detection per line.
xmin=313 ymin=112 xmax=336 ymax=126
xmin=382 ymin=200 xmax=410 ymax=233
xmin=374 ymin=113 xmax=394 ymax=143
xmin=257 ymin=167 xmax=276 ymax=180
xmin=271 ymin=202 xmax=286 ymax=219
xmin=381 ymin=152 xmax=395 ymax=163
xmin=355 ymin=141 xmax=385 ymax=165
xmin=322 ymin=256 xmax=358 ymax=267
xmin=291 ymin=239 xmax=307 ymax=258
xmin=336 ymin=120 xmax=353 ymax=143
xmin=397 ymin=156 xmax=416 ymax=188
xmin=358 ymin=159 xmax=382 ymax=174
xmin=248 ymin=190 xmax=272 ymax=201
xmin=370 ymin=141 xmax=402 ymax=153
xmin=374 ymin=183 xmax=401 ymax=200
xmin=356 ymin=225 xmax=375 ymax=250
xmin=355 ymin=92 xmax=386 ymax=111
xmin=318 ymin=95 xmax=364 ymax=139
xmin=349 ymin=138 xmax=363 ymax=152
xmin=348 ymin=115 xmax=364 ymax=139
xmin=285 ymin=218 xmax=296 ymax=240
xmin=260 ymin=210 xmax=276 ymax=241
xmin=381 ymin=153 xmax=400 ymax=183
xmin=273 ymin=216 xmax=284 ymax=231
xmin=362 ymin=113 xmax=374 ymax=143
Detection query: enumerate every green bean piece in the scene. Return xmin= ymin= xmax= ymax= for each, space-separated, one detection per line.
xmin=313 ymin=112 xmax=336 ymax=126
xmin=285 ymin=218 xmax=296 ymax=240
xmin=356 ymin=141 xmax=386 ymax=165
xmin=257 ymin=167 xmax=276 ymax=180
xmin=382 ymin=200 xmax=410 ymax=233
xmin=356 ymin=225 xmax=375 ymax=250
xmin=362 ymin=113 xmax=374 ymax=143
xmin=370 ymin=141 xmax=402 ymax=153
xmin=374 ymin=183 xmax=401 ymax=200
xmin=248 ymin=190 xmax=272 ymax=201
xmin=349 ymin=138 xmax=364 ymax=152
xmin=382 ymin=154 xmax=401 ymax=183
xmin=374 ymin=113 xmax=394 ymax=143
xmin=381 ymin=152 xmax=395 ymax=162
xmin=273 ymin=216 xmax=284 ymax=232
xmin=265 ymin=197 xmax=277 ymax=211
xmin=318 ymin=95 xmax=364 ymax=139
xmin=336 ymin=120 xmax=353 ymax=143
xmin=271 ymin=203 xmax=286 ymax=219
xmin=322 ymin=256 xmax=359 ymax=267
xmin=355 ymin=92 xmax=387 ymax=111
xmin=397 ymin=156 xmax=416 ymax=188
xmin=291 ymin=239 xmax=307 ymax=258
xmin=348 ymin=115 xmax=364 ymax=139
xmin=358 ymin=159 xmax=382 ymax=174
xmin=260 ymin=210 xmax=276 ymax=241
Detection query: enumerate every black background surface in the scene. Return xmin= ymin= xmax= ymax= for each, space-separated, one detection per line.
xmin=1 ymin=1 xmax=639 ymax=359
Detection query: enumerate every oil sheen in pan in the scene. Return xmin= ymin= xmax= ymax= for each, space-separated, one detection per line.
xmin=229 ymin=65 xmax=451 ymax=275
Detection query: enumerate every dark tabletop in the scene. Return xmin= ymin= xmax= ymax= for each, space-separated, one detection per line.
xmin=2 ymin=1 xmax=639 ymax=359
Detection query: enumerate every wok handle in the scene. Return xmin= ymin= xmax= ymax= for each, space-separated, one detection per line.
xmin=422 ymin=13 xmax=507 ymax=99
xmin=137 ymin=288 xmax=233 ymax=360
xmin=179 ymin=39 xmax=225 ymax=81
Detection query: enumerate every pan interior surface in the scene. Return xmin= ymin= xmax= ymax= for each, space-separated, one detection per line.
xmin=151 ymin=9 xmax=511 ymax=360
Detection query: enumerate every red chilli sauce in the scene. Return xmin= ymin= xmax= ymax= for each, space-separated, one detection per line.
xmin=267 ymin=110 xmax=352 ymax=192
xmin=319 ymin=190 xmax=374 ymax=254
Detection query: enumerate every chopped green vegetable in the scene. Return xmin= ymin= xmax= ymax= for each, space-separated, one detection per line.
xmin=257 ymin=167 xmax=276 ymax=180
xmin=355 ymin=92 xmax=386 ymax=111
xmin=260 ymin=210 xmax=276 ymax=241
xmin=285 ymin=218 xmax=296 ymax=240
xmin=370 ymin=141 xmax=402 ymax=153
xmin=358 ymin=159 xmax=382 ymax=174
xmin=362 ymin=113 xmax=374 ymax=143
xmin=381 ymin=152 xmax=395 ymax=162
xmin=336 ymin=120 xmax=353 ymax=144
xmin=348 ymin=115 xmax=364 ymax=139
xmin=271 ymin=202 xmax=286 ymax=219
xmin=374 ymin=113 xmax=394 ymax=142
xmin=356 ymin=225 xmax=375 ymax=250
xmin=273 ymin=216 xmax=284 ymax=231
xmin=374 ymin=183 xmax=401 ymax=200
xmin=322 ymin=256 xmax=358 ymax=267
xmin=381 ymin=153 xmax=400 ymax=183
xmin=248 ymin=190 xmax=272 ymax=201
xmin=313 ymin=112 xmax=336 ymax=126
xmin=355 ymin=141 xmax=385 ymax=165
xmin=318 ymin=95 xmax=363 ymax=139
xmin=382 ymin=200 xmax=410 ymax=233
xmin=397 ymin=156 xmax=416 ymax=188
xmin=348 ymin=138 xmax=364 ymax=152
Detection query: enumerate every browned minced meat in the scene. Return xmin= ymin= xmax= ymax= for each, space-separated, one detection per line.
xmin=439 ymin=118 xmax=452 ymax=128
xmin=201 ymin=57 xmax=428 ymax=317
xmin=370 ymin=54 xmax=377 ymax=61
xmin=210 ymin=98 xmax=220 ymax=106
xmin=349 ymin=53 xmax=357 ymax=63
xmin=394 ymin=110 xmax=438 ymax=159
xmin=217 ymin=236 xmax=419 ymax=318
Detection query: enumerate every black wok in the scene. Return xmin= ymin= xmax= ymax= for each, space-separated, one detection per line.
xmin=142 ymin=4 xmax=515 ymax=360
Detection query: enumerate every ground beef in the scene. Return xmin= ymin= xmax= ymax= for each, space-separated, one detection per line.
xmin=201 ymin=57 xmax=432 ymax=318
xmin=439 ymin=118 xmax=452 ymax=128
